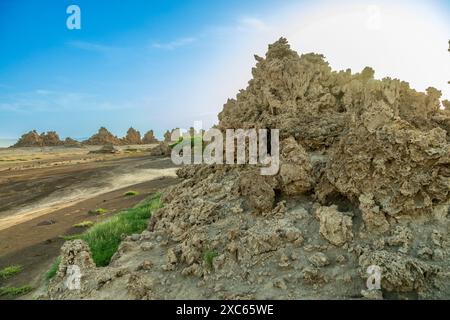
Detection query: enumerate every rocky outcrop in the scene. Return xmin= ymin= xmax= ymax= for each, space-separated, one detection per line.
xmin=47 ymin=240 xmax=96 ymax=298
xmin=142 ymin=130 xmax=158 ymax=144
xmin=13 ymin=130 xmax=44 ymax=147
xmin=122 ymin=127 xmax=142 ymax=145
xmin=218 ymin=37 xmax=449 ymax=220
xmin=45 ymin=38 xmax=450 ymax=300
xmin=164 ymin=130 xmax=172 ymax=143
xmin=41 ymin=131 xmax=64 ymax=146
xmin=321 ymin=100 xmax=449 ymax=218
xmin=149 ymin=142 xmax=171 ymax=156
xmin=83 ymin=127 xmax=123 ymax=146
xmin=218 ymin=38 xmax=348 ymax=150
xmin=13 ymin=130 xmax=76 ymax=147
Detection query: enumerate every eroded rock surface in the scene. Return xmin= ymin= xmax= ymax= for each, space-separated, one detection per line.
xmin=317 ymin=205 xmax=353 ymax=247
xmin=44 ymin=38 xmax=450 ymax=300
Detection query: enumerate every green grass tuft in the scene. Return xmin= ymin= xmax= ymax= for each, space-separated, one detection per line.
xmin=202 ymin=249 xmax=219 ymax=268
xmin=169 ymin=136 xmax=205 ymax=151
xmin=73 ymin=221 xmax=95 ymax=228
xmin=0 ymin=265 xmax=23 ymax=280
xmin=60 ymin=233 xmax=83 ymax=241
xmin=45 ymin=256 xmax=61 ymax=281
xmin=0 ymin=285 xmax=33 ymax=297
xmin=71 ymin=194 xmax=161 ymax=267
xmin=123 ymin=190 xmax=139 ymax=197
xmin=88 ymin=208 xmax=109 ymax=215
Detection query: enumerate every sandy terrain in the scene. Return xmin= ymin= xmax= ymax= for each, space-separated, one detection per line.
xmin=0 ymin=145 xmax=179 ymax=293
xmin=0 ymin=145 xmax=177 ymax=230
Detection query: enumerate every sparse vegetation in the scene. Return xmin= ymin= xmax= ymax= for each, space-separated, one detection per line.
xmin=0 ymin=285 xmax=33 ymax=297
xmin=71 ymin=194 xmax=161 ymax=267
xmin=60 ymin=233 xmax=83 ymax=241
xmin=0 ymin=265 xmax=23 ymax=280
xmin=73 ymin=220 xmax=95 ymax=228
xmin=202 ymin=249 xmax=219 ymax=268
xmin=89 ymin=208 xmax=109 ymax=215
xmin=169 ymin=136 xmax=205 ymax=151
xmin=123 ymin=190 xmax=139 ymax=197
xmin=45 ymin=256 xmax=61 ymax=281
xmin=124 ymin=148 xmax=139 ymax=153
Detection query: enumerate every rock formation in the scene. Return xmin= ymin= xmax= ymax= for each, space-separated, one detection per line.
xmin=13 ymin=130 xmax=75 ymax=147
xmin=217 ymin=37 xmax=449 ymax=219
xmin=45 ymin=38 xmax=450 ymax=300
xmin=63 ymin=137 xmax=82 ymax=147
xmin=142 ymin=130 xmax=158 ymax=144
xmin=164 ymin=130 xmax=172 ymax=143
xmin=149 ymin=142 xmax=171 ymax=156
xmin=83 ymin=127 xmax=123 ymax=146
xmin=13 ymin=130 xmax=44 ymax=147
xmin=40 ymin=131 xmax=64 ymax=146
xmin=122 ymin=127 xmax=142 ymax=145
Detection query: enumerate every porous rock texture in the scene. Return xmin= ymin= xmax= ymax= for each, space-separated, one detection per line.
xmin=44 ymin=38 xmax=450 ymax=300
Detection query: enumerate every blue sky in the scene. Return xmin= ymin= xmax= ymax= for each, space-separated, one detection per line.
xmin=0 ymin=0 xmax=449 ymax=140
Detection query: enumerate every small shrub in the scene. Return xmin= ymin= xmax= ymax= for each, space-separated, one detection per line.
xmin=60 ymin=233 xmax=83 ymax=241
xmin=123 ymin=190 xmax=139 ymax=197
xmin=169 ymin=136 xmax=206 ymax=151
xmin=70 ymin=194 xmax=161 ymax=267
xmin=88 ymin=208 xmax=109 ymax=215
xmin=202 ymin=249 xmax=219 ymax=268
xmin=0 ymin=265 xmax=23 ymax=280
xmin=0 ymin=286 xmax=33 ymax=297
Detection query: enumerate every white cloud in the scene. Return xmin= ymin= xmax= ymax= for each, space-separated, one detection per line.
xmin=152 ymin=37 xmax=196 ymax=50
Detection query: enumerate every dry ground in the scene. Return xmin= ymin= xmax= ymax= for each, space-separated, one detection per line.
xmin=0 ymin=145 xmax=179 ymax=295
